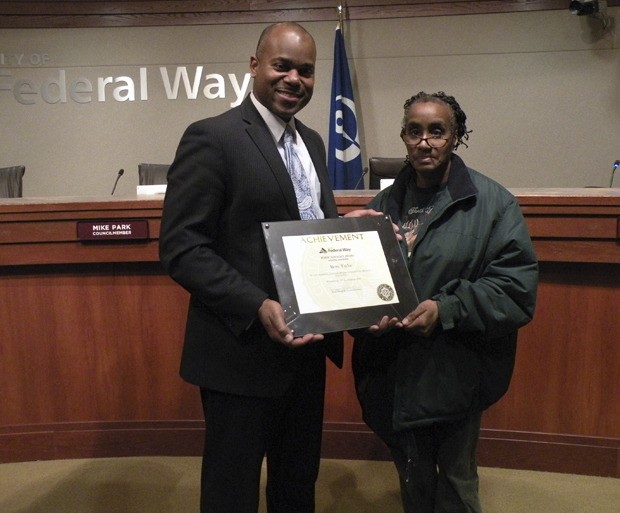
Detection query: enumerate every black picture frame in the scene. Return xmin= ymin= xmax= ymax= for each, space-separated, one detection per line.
xmin=262 ymin=215 xmax=418 ymax=335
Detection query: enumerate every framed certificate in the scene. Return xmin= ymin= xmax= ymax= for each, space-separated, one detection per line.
xmin=262 ymin=215 xmax=418 ymax=335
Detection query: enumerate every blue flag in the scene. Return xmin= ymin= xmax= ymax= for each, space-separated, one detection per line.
xmin=328 ymin=26 xmax=364 ymax=189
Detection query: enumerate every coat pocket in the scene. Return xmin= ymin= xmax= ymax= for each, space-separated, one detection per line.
xmin=393 ymin=336 xmax=481 ymax=429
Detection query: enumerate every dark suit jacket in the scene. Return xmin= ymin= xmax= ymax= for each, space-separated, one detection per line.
xmin=160 ymin=96 xmax=343 ymax=397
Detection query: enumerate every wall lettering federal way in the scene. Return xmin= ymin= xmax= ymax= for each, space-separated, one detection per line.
xmin=0 ymin=66 xmax=252 ymax=107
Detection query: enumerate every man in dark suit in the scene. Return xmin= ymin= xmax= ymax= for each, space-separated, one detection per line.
xmin=159 ymin=22 xmax=343 ymax=513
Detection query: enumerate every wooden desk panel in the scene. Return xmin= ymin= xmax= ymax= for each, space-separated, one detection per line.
xmin=0 ymin=197 xmax=162 ymax=265
xmin=1 ymin=190 xmax=619 ymax=476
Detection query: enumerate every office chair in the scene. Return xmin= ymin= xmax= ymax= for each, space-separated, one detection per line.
xmin=368 ymin=157 xmax=406 ymax=189
xmin=0 ymin=165 xmax=25 ymax=198
xmin=138 ymin=163 xmax=169 ymax=185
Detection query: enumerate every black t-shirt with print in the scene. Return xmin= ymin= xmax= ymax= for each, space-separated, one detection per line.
xmin=400 ymin=181 xmax=444 ymax=257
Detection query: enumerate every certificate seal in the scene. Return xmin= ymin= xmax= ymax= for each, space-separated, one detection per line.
xmin=377 ymin=284 xmax=395 ymax=302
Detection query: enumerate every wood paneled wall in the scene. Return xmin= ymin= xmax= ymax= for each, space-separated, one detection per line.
xmin=2 ymin=1 xmax=620 ymax=28
xmin=0 ymin=189 xmax=620 ymax=477
xmin=0 ymin=190 xmax=619 ymax=476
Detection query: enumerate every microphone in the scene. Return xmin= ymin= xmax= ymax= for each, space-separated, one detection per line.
xmin=609 ymin=160 xmax=619 ymax=187
xmin=111 ymin=168 xmax=124 ymax=195
xmin=353 ymin=167 xmax=368 ymax=190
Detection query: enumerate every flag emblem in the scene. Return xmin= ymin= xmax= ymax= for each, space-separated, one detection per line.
xmin=328 ymin=26 xmax=364 ymax=189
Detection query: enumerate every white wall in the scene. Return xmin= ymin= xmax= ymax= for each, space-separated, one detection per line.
xmin=1 ymin=9 xmax=618 ymax=196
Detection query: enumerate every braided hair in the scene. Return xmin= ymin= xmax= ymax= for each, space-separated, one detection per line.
xmin=401 ymin=91 xmax=472 ymax=149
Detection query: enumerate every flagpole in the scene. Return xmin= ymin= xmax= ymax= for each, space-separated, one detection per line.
xmin=337 ymin=3 xmax=343 ymax=32
xmin=328 ymin=2 xmax=364 ymax=189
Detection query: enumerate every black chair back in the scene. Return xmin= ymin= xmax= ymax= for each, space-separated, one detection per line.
xmin=368 ymin=158 xmax=405 ymax=189
xmin=0 ymin=165 xmax=25 ymax=198
xmin=138 ymin=163 xmax=169 ymax=185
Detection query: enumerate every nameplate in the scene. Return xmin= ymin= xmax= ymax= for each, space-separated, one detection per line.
xmin=77 ymin=220 xmax=149 ymax=241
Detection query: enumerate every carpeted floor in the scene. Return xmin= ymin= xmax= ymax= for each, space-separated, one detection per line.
xmin=0 ymin=457 xmax=618 ymax=513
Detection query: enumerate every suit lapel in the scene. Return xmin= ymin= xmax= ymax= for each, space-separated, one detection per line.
xmin=241 ymin=98 xmax=301 ymax=220
xmin=240 ymin=97 xmax=338 ymax=220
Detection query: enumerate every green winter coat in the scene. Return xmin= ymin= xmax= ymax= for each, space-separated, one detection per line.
xmin=352 ymin=154 xmax=538 ymax=435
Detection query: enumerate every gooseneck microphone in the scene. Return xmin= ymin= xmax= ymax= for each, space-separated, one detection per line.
xmin=353 ymin=167 xmax=368 ymax=189
xmin=111 ymin=168 xmax=125 ymax=195
xmin=609 ymin=160 xmax=619 ymax=187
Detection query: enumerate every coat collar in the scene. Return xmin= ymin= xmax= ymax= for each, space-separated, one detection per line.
xmin=386 ymin=154 xmax=478 ymax=223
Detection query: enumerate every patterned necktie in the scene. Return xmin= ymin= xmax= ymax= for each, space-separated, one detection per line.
xmin=282 ymin=126 xmax=318 ymax=220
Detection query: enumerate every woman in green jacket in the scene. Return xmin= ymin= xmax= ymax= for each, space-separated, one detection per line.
xmin=353 ymin=92 xmax=538 ymax=513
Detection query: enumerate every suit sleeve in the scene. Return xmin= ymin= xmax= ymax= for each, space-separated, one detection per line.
xmin=159 ymin=119 xmax=269 ymax=335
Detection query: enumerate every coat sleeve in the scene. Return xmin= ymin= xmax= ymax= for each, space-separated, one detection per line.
xmin=435 ymin=197 xmax=539 ymax=339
